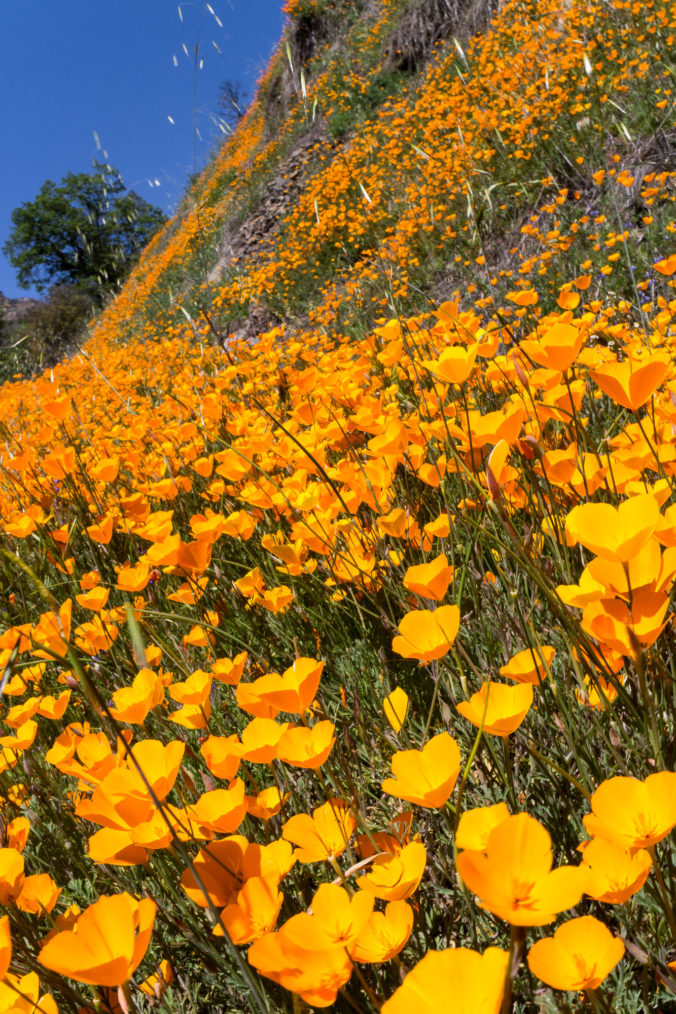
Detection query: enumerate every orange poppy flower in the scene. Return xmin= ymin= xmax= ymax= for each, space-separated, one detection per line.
xmin=182 ymin=622 xmax=215 ymax=649
xmin=392 ymin=605 xmax=460 ymax=662
xmin=239 ymin=718 xmax=289 ymax=764
xmin=0 ymin=915 xmax=11 ymax=979
xmin=0 ymin=718 xmax=38 ymax=751
xmin=564 ymin=493 xmax=660 ymax=563
xmin=520 ymin=321 xmax=586 ymax=373
xmin=7 ymin=817 xmax=30 ymax=853
xmin=89 ymin=453 xmax=119 ymax=482
xmin=88 ymin=827 xmax=150 ymax=867
xmin=485 ymin=439 xmax=515 ymax=501
xmin=557 ymin=289 xmax=581 ymax=310
xmin=42 ymin=445 xmax=76 ymax=480
xmin=422 ymin=344 xmax=479 ymax=385
xmin=357 ymin=841 xmax=426 ymax=901
xmin=36 ymin=689 xmax=72 ymax=721
xmin=210 ymin=651 xmax=247 ymax=685
xmin=561 ymin=541 xmax=676 ymax=606
xmin=377 ymin=508 xmax=408 ymax=538
xmin=191 ymin=779 xmax=247 ymax=835
xmin=219 ymin=876 xmax=283 ymax=945
xmin=654 ymin=254 xmax=676 ymax=275
xmin=507 ymin=288 xmax=538 ymax=307
xmin=75 ymin=769 xmax=152 ymax=836
xmin=86 ymin=515 xmax=115 ymax=545
xmin=235 ymin=567 xmax=265 ymax=598
xmin=579 ymin=837 xmax=652 ymax=904
xmin=0 ymin=972 xmax=57 ymax=1014
xmin=282 ymin=883 xmax=374 ymax=953
xmin=76 ymin=739 xmax=184 ymax=839
xmin=382 ymin=946 xmax=509 ymax=1013
xmin=246 ymin=657 xmax=324 ymax=715
xmin=16 ymin=873 xmax=61 ymax=916
xmin=126 ymin=739 xmax=185 ymax=801
xmin=456 ymin=813 xmax=585 ymax=925
xmin=402 ymin=554 xmax=454 ymax=601
xmin=4 ymin=512 xmax=39 ymax=539
xmin=276 ymin=721 xmax=336 ymax=769
xmin=583 ymin=772 xmax=676 ymax=848
xmin=75 ymin=585 xmax=110 ymax=611
xmin=348 ymin=900 xmax=413 ymax=963
xmin=455 ymin=802 xmax=511 ymax=850
xmin=456 ymin=681 xmax=533 ymax=736
xmin=139 ymin=958 xmax=174 ymax=1000
xmin=282 ymin=799 xmax=356 ymax=863
xmin=116 ymin=563 xmax=150 ymax=593
xmin=169 ymin=670 xmax=212 ymax=729
xmin=190 ymin=510 xmax=227 ymax=544
xmin=181 ymin=836 xmax=248 ymax=909
xmin=38 ymin=893 xmax=156 ymax=987
xmin=236 ymin=679 xmax=282 ymax=719
xmin=0 ymin=848 xmax=24 ymax=904
xmin=260 ymin=585 xmax=294 ymax=613
xmin=200 ymin=734 xmax=242 ymax=781
xmin=110 ymin=669 xmax=164 ymax=725
xmin=527 ymin=915 xmax=624 ymax=991
xmin=424 ymin=513 xmax=451 ymax=539
xmin=500 ymin=646 xmax=555 ymax=685
xmin=31 ymin=599 xmax=72 ymax=659
xmin=591 ymin=356 xmax=669 ymax=412
xmin=242 ymin=839 xmax=296 ymax=884
xmin=248 ymin=929 xmax=353 ymax=1008
xmin=383 ymin=687 xmax=409 ymax=733
xmin=221 ymin=510 xmax=257 ymax=541
xmin=246 ymin=786 xmax=288 ymax=821
xmin=580 ymin=590 xmax=670 ymax=657
xmin=382 ymin=732 xmax=461 ymax=808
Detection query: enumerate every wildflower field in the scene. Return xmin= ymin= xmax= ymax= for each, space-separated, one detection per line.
xmin=0 ymin=0 xmax=675 ymax=1010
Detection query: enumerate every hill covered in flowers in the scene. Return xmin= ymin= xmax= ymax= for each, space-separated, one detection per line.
xmin=0 ymin=0 xmax=674 ymax=1011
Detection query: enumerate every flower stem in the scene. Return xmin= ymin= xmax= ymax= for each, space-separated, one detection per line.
xmin=502 ymin=736 xmax=518 ymax=810
xmin=500 ymin=925 xmax=526 ymax=1014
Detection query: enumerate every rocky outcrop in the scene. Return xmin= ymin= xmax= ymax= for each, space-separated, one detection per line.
xmin=208 ymin=128 xmax=337 ymax=284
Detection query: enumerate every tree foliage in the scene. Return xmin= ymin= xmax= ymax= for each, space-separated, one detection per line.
xmin=3 ymin=162 xmax=167 ymax=302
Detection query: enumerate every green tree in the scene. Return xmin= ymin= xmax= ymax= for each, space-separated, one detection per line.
xmin=3 ymin=162 xmax=167 ymax=303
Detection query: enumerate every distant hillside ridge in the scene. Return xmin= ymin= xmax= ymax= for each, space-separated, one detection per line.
xmin=0 ymin=291 xmax=39 ymax=324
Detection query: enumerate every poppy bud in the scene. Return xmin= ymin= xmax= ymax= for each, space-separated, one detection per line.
xmin=518 ymin=435 xmax=543 ymax=460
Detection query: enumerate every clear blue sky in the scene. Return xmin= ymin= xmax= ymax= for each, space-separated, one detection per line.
xmin=0 ymin=0 xmax=286 ymax=298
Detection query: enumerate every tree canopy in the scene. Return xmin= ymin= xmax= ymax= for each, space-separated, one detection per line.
xmin=3 ymin=162 xmax=167 ymax=302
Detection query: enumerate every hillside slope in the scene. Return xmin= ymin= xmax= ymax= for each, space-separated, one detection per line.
xmin=88 ymin=0 xmax=674 ymax=349
xmin=0 ymin=0 xmax=674 ymax=1011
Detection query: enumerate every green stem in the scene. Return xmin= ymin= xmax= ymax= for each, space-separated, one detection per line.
xmin=500 ymin=925 xmax=526 ymax=1014
xmin=502 ymin=736 xmax=518 ymax=810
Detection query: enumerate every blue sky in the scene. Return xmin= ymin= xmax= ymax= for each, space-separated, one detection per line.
xmin=0 ymin=0 xmax=285 ymax=299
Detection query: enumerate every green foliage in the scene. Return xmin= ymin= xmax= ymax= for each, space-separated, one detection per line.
xmin=3 ymin=162 xmax=166 ymax=302
xmin=328 ymin=68 xmax=408 ymax=137
xmin=0 ymin=285 xmax=94 ymax=382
